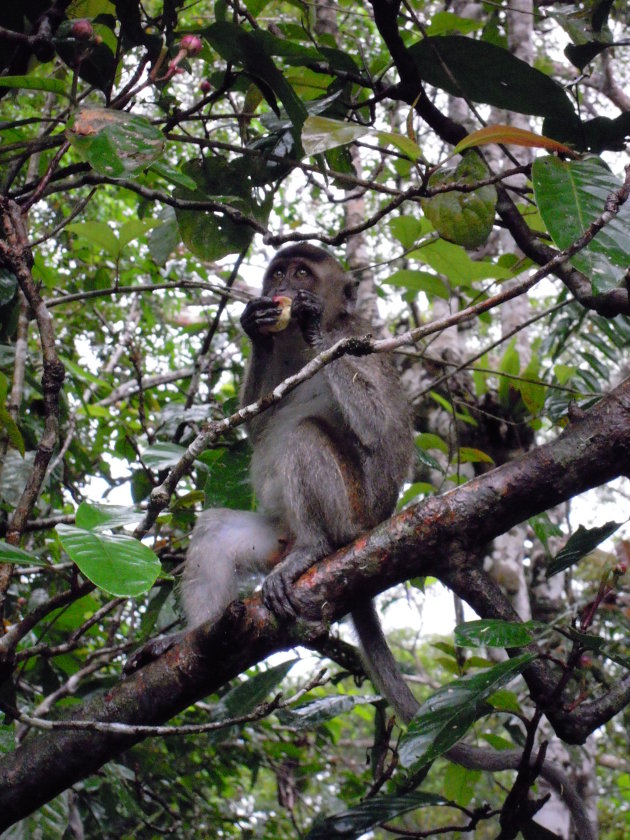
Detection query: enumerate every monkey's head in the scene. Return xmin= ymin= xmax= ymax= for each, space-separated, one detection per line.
xmin=263 ymin=244 xmax=358 ymax=326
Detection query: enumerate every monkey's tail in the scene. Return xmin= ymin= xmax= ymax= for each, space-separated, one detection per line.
xmin=351 ymin=601 xmax=419 ymax=725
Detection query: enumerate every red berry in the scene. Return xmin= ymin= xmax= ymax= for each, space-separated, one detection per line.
xmin=71 ymin=19 xmax=94 ymax=41
xmin=199 ymin=79 xmax=212 ymax=93
xmin=180 ymin=34 xmax=203 ymax=55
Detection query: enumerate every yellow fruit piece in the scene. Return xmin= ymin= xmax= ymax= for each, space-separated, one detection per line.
xmin=266 ymin=295 xmax=292 ymax=333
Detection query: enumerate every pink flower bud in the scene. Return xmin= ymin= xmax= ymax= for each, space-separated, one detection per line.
xmin=179 ymin=34 xmax=203 ymax=55
xmin=71 ymin=19 xmax=94 ymax=41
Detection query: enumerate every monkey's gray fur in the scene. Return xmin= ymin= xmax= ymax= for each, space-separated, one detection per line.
xmin=181 ymin=244 xmax=419 ymax=722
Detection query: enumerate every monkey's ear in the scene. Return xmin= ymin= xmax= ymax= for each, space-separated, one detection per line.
xmin=343 ymin=280 xmax=359 ymax=312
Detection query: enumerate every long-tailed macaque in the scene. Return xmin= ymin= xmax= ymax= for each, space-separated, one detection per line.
xmin=181 ymin=244 xmax=419 ymax=722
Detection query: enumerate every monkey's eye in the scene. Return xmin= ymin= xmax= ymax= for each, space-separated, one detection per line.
xmin=295 ymin=267 xmax=309 ymax=278
xmin=272 ymin=269 xmax=284 ymax=280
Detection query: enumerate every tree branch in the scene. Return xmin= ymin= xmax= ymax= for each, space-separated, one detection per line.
xmin=0 ymin=375 xmax=629 ymax=826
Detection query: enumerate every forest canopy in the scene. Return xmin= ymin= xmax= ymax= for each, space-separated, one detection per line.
xmin=0 ymin=1 xmax=629 ymax=838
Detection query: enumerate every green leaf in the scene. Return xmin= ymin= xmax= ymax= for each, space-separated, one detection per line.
xmin=498 ymin=341 xmax=520 ymax=408
xmin=66 ymin=221 xmax=119 ymax=257
xmin=517 ymin=358 xmax=547 ymax=416
xmin=203 ymin=444 xmax=252 ymax=510
xmin=148 ymin=209 xmax=181 ymax=265
xmin=75 ymin=502 xmax=145 ymax=531
xmin=421 ymin=153 xmax=497 ymax=248
xmin=0 ymin=270 xmax=18 ymax=306
xmin=417 ymin=432 xmax=449 ymax=453
xmin=425 ymin=11 xmax=483 ymax=36
xmin=547 ymin=521 xmax=623 ymax=577
xmin=306 ymin=792 xmax=450 ymax=840
xmin=219 ymin=659 xmax=296 ymax=716
xmin=205 ymin=22 xmax=307 ymax=131
xmin=389 ymin=216 xmax=427 ymax=250
xmin=118 ymin=219 xmax=160 ymax=250
xmin=399 ymin=654 xmax=535 ymax=769
xmin=443 ymin=762 xmax=481 ymax=806
xmin=56 ymin=524 xmax=161 ymax=597
xmin=175 ymin=158 xmax=271 ymax=260
xmin=455 ymin=619 xmax=537 ymax=648
xmin=383 ymin=268 xmax=449 ymax=299
xmin=0 ymin=541 xmax=47 ymax=566
xmin=453 ymin=124 xmax=574 ymax=157
xmin=457 ymin=447 xmax=494 ymax=464
xmin=277 ymin=695 xmax=377 ymax=729
xmin=0 ymin=404 xmax=24 ymax=455
xmin=0 ymin=76 xmax=69 ymax=97
xmin=376 ymin=130 xmax=423 ymax=161
xmin=408 ymin=36 xmax=575 ymax=120
xmin=149 ymin=160 xmax=198 ymax=190
xmin=532 ymin=156 xmax=630 ymax=293
xmin=143 ymin=442 xmax=188 ymax=471
xmin=66 ymin=109 xmax=165 ymax=178
xmin=301 ymin=115 xmax=369 ymax=156
xmin=410 ymin=237 xmax=511 ymax=286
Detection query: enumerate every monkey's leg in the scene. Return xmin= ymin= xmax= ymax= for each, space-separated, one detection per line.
xmin=181 ymin=508 xmax=287 ymax=628
xmin=260 ymin=420 xmax=362 ymax=618
xmin=125 ymin=509 xmax=286 ymax=673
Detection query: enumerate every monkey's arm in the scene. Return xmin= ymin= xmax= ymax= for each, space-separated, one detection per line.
xmin=240 ymin=297 xmax=279 ymax=409
xmin=292 ymin=290 xmax=409 ymax=449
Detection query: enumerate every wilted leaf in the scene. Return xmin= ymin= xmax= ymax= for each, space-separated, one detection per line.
xmin=66 ymin=109 xmax=165 ymax=178
xmin=453 ymin=125 xmax=575 ymax=157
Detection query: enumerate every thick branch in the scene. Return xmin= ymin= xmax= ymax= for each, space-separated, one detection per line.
xmin=0 ymin=377 xmax=629 ymax=826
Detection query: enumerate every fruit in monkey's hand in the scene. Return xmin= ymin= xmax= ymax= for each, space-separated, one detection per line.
xmin=265 ymin=296 xmax=292 ymax=333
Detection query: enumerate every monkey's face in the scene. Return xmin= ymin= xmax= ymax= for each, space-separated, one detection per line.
xmin=263 ymin=246 xmax=357 ymax=326
xmin=263 ymin=257 xmax=320 ymax=299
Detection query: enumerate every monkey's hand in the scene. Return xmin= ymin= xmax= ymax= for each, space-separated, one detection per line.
xmin=262 ymin=549 xmax=316 ymax=619
xmin=292 ymin=290 xmax=323 ymax=347
xmin=241 ymin=297 xmax=282 ymax=342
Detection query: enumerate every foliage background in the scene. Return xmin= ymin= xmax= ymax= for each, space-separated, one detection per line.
xmin=0 ymin=0 xmax=630 ymax=837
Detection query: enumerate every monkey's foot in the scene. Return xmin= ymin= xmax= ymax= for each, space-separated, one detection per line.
xmin=262 ymin=567 xmax=300 ymax=619
xmin=262 ymin=549 xmax=321 ymax=620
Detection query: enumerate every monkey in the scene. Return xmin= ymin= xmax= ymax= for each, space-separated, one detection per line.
xmin=179 ymin=244 xmax=420 ymax=723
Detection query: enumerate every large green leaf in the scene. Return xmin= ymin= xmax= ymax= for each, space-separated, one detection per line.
xmin=408 ymin=36 xmax=575 ymax=121
xmin=276 ymin=695 xmax=377 ymax=729
xmin=0 ymin=541 xmax=47 ymax=566
xmin=410 ymin=237 xmax=512 ymax=286
xmin=56 ymin=524 xmax=161 ymax=597
xmin=301 ymin=115 xmax=370 ymax=156
xmin=306 ymin=792 xmax=449 ymax=840
xmin=547 ymin=520 xmax=623 ymax=577
xmin=219 ymin=660 xmax=297 ymax=716
xmin=0 ymin=75 xmax=69 ymax=97
xmin=174 ymin=158 xmax=272 ymax=260
xmin=399 ymin=654 xmax=535 ymax=769
xmin=455 ymin=619 xmax=538 ymax=648
xmin=75 ymin=501 xmax=145 ymax=531
xmin=532 ymin=156 xmax=630 ymax=293
xmin=383 ymin=269 xmax=449 ymax=299
xmin=66 ymin=108 xmax=165 ymax=178
xmin=205 ymin=22 xmax=307 ymax=131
